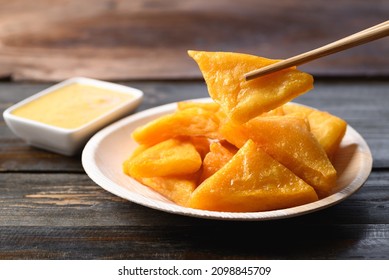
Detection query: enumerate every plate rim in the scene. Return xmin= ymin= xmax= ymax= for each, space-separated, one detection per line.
xmin=82 ymin=98 xmax=373 ymax=221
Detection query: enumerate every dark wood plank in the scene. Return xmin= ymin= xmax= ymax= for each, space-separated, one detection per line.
xmin=1 ymin=224 xmax=388 ymax=259
xmin=0 ymin=0 xmax=387 ymax=81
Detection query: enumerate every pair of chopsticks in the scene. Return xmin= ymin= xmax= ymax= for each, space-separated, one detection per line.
xmin=245 ymin=20 xmax=389 ymax=81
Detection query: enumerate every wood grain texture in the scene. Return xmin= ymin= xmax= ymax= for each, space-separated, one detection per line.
xmin=0 ymin=224 xmax=389 ymax=259
xmin=0 ymin=0 xmax=388 ymax=81
xmin=1 ymin=79 xmax=389 ymax=259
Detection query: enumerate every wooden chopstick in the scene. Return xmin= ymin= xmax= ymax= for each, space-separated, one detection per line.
xmin=244 ymin=21 xmax=389 ymax=81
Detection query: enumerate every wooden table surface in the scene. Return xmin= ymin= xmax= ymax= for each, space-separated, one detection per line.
xmin=1 ymin=0 xmax=389 ymax=260
xmin=1 ymin=78 xmax=389 ymax=259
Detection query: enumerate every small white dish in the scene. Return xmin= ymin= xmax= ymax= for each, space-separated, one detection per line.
xmin=82 ymin=98 xmax=373 ymax=221
xmin=3 ymin=77 xmax=143 ymax=156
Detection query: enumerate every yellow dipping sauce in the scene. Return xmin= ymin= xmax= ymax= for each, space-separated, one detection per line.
xmin=12 ymin=83 xmax=134 ymax=129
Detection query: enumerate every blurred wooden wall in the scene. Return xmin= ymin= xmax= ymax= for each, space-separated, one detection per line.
xmin=0 ymin=0 xmax=387 ymax=81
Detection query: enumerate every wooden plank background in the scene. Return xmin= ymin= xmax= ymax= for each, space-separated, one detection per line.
xmin=0 ymin=0 xmax=388 ymax=81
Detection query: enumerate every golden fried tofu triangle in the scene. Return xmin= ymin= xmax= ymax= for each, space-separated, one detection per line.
xmin=188 ymin=50 xmax=313 ymax=123
xmin=177 ymin=100 xmax=220 ymax=112
xmin=123 ymin=138 xmax=202 ymax=178
xmin=221 ymin=115 xmax=337 ymax=198
xmin=282 ymin=103 xmax=347 ymax=160
xmin=138 ymin=176 xmax=198 ymax=206
xmin=199 ymin=141 xmax=238 ymax=183
xmin=123 ymin=138 xmax=203 ymax=206
xmin=132 ymin=106 xmax=223 ymax=146
xmin=188 ymin=140 xmax=319 ymax=212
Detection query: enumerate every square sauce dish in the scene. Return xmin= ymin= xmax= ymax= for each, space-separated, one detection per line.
xmin=3 ymin=77 xmax=143 ymax=156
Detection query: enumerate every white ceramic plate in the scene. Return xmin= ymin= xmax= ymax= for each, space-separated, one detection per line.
xmin=82 ymin=98 xmax=373 ymax=221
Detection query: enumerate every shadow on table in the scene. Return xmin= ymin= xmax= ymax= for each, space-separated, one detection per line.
xmin=174 ymin=207 xmax=368 ymax=259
